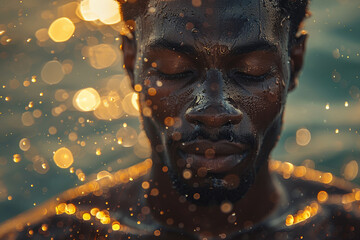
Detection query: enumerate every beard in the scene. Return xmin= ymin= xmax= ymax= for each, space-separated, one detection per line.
xmin=166 ymin=163 xmax=256 ymax=206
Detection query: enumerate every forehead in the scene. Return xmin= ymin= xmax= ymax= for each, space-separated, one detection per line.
xmin=138 ymin=0 xmax=287 ymax=49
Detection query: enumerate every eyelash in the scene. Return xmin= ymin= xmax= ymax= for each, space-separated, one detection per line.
xmin=157 ymin=70 xmax=195 ymax=80
xmin=230 ymin=68 xmax=275 ymax=82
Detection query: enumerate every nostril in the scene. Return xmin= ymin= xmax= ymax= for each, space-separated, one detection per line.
xmin=185 ymin=108 xmax=243 ymax=128
xmin=228 ymin=112 xmax=242 ymax=125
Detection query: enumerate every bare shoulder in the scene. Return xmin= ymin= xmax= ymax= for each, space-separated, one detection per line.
xmin=269 ymin=160 xmax=360 ymax=239
xmin=0 ymin=160 xmax=154 ymax=240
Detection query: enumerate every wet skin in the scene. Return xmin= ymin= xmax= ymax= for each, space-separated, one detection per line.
xmin=123 ymin=0 xmax=306 ymax=236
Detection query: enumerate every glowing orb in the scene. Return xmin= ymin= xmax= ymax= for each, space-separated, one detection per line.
xmin=53 ymin=147 xmax=74 ymax=169
xmin=48 ymin=17 xmax=75 ymax=42
xmin=73 ymin=88 xmax=101 ymax=112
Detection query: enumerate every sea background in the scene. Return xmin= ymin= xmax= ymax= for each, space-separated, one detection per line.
xmin=0 ymin=0 xmax=359 ymax=222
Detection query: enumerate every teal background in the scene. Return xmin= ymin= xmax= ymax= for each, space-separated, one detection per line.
xmin=0 ymin=0 xmax=359 ymax=223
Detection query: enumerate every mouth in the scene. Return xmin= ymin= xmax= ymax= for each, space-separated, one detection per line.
xmin=178 ymin=140 xmax=250 ymax=173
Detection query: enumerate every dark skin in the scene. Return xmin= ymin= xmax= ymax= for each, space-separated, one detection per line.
xmin=3 ymin=1 xmax=360 ymax=239
xmin=123 ymin=0 xmax=306 ymax=237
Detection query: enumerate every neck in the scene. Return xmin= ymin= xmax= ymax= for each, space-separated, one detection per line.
xmin=146 ymin=157 xmax=282 ymax=237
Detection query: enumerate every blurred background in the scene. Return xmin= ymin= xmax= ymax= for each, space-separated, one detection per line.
xmin=0 ymin=0 xmax=359 ymax=223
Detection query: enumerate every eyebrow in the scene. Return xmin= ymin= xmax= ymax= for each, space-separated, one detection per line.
xmin=147 ymin=39 xmax=197 ymax=56
xmin=147 ymin=39 xmax=277 ymax=57
xmin=229 ymin=41 xmax=277 ymax=56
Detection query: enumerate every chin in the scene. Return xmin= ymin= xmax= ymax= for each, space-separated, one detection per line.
xmin=167 ymin=165 xmax=256 ymax=205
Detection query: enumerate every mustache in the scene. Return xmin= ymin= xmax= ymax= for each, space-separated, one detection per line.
xmin=175 ymin=126 xmax=256 ymax=146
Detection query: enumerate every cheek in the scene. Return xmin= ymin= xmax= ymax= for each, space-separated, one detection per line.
xmin=139 ymin=78 xmax=194 ymax=131
xmin=231 ymin=80 xmax=285 ymax=134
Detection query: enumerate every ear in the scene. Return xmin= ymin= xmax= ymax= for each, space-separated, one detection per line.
xmin=289 ymin=34 xmax=307 ymax=92
xmin=122 ymin=35 xmax=136 ymax=88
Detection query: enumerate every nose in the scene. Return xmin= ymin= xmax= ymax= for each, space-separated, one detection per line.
xmin=185 ymin=104 xmax=243 ymax=128
xmin=185 ymin=69 xmax=243 ymax=128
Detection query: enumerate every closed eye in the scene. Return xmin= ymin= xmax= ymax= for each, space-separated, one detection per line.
xmin=230 ymin=68 xmax=273 ymax=82
xmin=157 ymin=70 xmax=195 ymax=80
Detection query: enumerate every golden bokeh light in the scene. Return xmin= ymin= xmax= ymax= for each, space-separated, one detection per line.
xmin=122 ymin=92 xmax=140 ymax=116
xmin=82 ymin=212 xmax=91 ymax=221
xmin=116 ymin=125 xmax=138 ymax=147
xmin=79 ymin=0 xmax=121 ymax=25
xmin=13 ymin=154 xmax=21 ymax=163
xmin=87 ymin=44 xmax=119 ymax=69
xmin=296 ymin=128 xmax=311 ymax=146
xmin=41 ymin=60 xmax=65 ymax=85
xmin=35 ymin=28 xmax=49 ymax=42
xmin=65 ymin=203 xmax=76 ymax=215
xmin=48 ymin=17 xmax=75 ymax=42
xmin=93 ymin=92 xmax=124 ymax=120
xmin=58 ymin=2 xmax=81 ymax=23
xmin=33 ymin=155 xmax=50 ymax=174
xmin=220 ymin=202 xmax=233 ymax=214
xmin=285 ymin=215 xmax=294 ymax=226
xmin=19 ymin=138 xmax=31 ymax=151
xmin=79 ymin=0 xmax=98 ymax=21
xmin=343 ymin=160 xmax=358 ymax=181
xmin=112 ymin=221 xmax=121 ymax=231
xmin=32 ymin=109 xmax=42 ymax=118
xmin=141 ymin=181 xmax=150 ymax=190
xmin=97 ymin=170 xmax=113 ymax=180
xmin=73 ymin=88 xmax=101 ymax=112
xmin=48 ymin=126 xmax=57 ymax=135
xmin=53 ymin=147 xmax=74 ymax=169
xmin=317 ymin=191 xmax=328 ymax=203
xmin=183 ymin=169 xmax=192 ymax=179
xmin=54 ymin=89 xmax=69 ymax=102
xmin=21 ymin=112 xmax=35 ymax=126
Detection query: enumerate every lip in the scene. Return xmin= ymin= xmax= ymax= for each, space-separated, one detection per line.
xmin=178 ymin=140 xmax=250 ymax=173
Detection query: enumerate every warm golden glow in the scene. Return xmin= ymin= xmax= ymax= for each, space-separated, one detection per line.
xmin=97 ymin=171 xmax=113 ymax=180
xmin=21 ymin=112 xmax=35 ymax=126
xmin=154 ymin=230 xmax=161 ymax=237
xmin=293 ymin=166 xmax=307 ymax=178
xmin=122 ymin=92 xmax=140 ymax=116
xmin=220 ymin=202 xmax=233 ymax=213
xmin=285 ymin=215 xmax=294 ymax=226
xmin=141 ymin=181 xmax=150 ymax=190
xmin=116 ymin=125 xmax=138 ymax=147
xmin=65 ymin=203 xmax=76 ymax=215
xmin=131 ymin=92 xmax=140 ymax=111
xmin=19 ymin=138 xmax=31 ymax=151
xmin=90 ymin=208 xmax=99 ymax=216
xmin=285 ymin=202 xmax=319 ymax=226
xmin=73 ymin=88 xmax=101 ymax=112
xmin=53 ymin=147 xmax=74 ymax=169
xmin=321 ymin=172 xmax=333 ymax=184
xmin=41 ymin=224 xmax=48 ymax=232
xmin=79 ymin=0 xmax=98 ymax=21
xmin=35 ymin=28 xmax=49 ymax=42
xmin=343 ymin=160 xmax=358 ymax=181
xmin=134 ymin=84 xmax=142 ymax=92
xmin=82 ymin=212 xmax=91 ymax=221
xmin=183 ymin=169 xmax=192 ymax=179
xmin=296 ymin=128 xmax=311 ymax=146
xmin=13 ymin=154 xmax=21 ymax=163
xmin=317 ymin=191 xmax=328 ymax=203
xmin=48 ymin=17 xmax=75 ymax=42
xmin=112 ymin=221 xmax=121 ymax=231
xmin=87 ymin=44 xmax=118 ymax=69
xmin=55 ymin=203 xmax=67 ymax=215
xmin=80 ymin=0 xmax=121 ymax=24
xmin=41 ymin=60 xmax=65 ymax=85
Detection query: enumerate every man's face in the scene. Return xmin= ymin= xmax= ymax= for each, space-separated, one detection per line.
xmin=130 ymin=0 xmax=294 ymax=204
